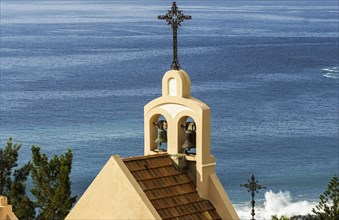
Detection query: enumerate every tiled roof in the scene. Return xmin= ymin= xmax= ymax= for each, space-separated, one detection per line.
xmin=123 ymin=153 xmax=221 ymax=220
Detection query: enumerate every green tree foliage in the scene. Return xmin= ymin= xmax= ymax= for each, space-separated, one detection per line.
xmin=272 ymin=215 xmax=319 ymax=220
xmin=9 ymin=163 xmax=36 ymax=219
xmin=272 ymin=215 xmax=290 ymax=220
xmin=312 ymin=175 xmax=339 ymax=220
xmin=0 ymin=137 xmax=35 ymax=219
xmin=31 ymin=146 xmax=77 ymax=220
xmin=1 ymin=137 xmax=20 ymax=195
xmin=1 ymin=138 xmax=77 ymax=219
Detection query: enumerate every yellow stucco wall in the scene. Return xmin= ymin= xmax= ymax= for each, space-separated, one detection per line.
xmin=66 ymin=156 xmax=160 ymax=220
xmin=208 ymin=173 xmax=239 ymax=220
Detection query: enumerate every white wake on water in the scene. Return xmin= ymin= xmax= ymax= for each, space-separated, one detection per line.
xmin=235 ymin=191 xmax=317 ymax=220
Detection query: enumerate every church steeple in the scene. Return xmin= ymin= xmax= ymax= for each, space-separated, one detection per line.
xmin=144 ymin=3 xmax=216 ymax=197
xmin=143 ymin=3 xmax=239 ymax=219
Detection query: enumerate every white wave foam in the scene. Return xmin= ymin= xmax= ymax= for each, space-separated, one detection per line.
xmin=323 ymin=72 xmax=339 ymax=79
xmin=322 ymin=67 xmax=339 ymax=79
xmin=235 ymin=191 xmax=317 ymax=220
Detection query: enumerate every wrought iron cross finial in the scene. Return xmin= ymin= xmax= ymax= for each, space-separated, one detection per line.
xmin=241 ymin=174 xmax=266 ymax=220
xmin=158 ymin=2 xmax=191 ymax=70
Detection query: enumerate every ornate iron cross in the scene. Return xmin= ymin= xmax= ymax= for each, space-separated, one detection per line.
xmin=158 ymin=2 xmax=191 ymax=70
xmin=241 ymin=174 xmax=266 ymax=220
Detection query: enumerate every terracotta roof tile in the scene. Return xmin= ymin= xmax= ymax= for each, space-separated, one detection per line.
xmin=139 ymin=173 xmax=192 ymax=190
xmin=123 ymin=153 xmax=221 ymax=220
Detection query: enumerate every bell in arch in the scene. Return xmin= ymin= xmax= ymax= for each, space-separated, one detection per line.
xmin=154 ymin=120 xmax=167 ymax=151
xmin=182 ymin=121 xmax=196 ymax=153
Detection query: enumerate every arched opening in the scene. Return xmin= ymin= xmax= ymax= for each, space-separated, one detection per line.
xmin=150 ymin=114 xmax=168 ymax=152
xmin=178 ymin=116 xmax=196 ymax=155
xmin=168 ymin=77 xmax=177 ymax=96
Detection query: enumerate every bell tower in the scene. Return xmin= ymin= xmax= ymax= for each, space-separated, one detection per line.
xmin=144 ymin=69 xmax=216 ymax=198
xmin=145 ymin=0 xmax=218 ymax=199
xmin=143 ymin=4 xmax=239 ymax=219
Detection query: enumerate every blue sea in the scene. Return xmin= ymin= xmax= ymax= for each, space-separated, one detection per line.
xmin=1 ymin=0 xmax=338 ymax=218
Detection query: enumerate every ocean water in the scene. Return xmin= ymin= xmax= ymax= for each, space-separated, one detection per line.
xmin=0 ymin=0 xmax=338 ymax=218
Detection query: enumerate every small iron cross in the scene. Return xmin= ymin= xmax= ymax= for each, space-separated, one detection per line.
xmin=241 ymin=174 xmax=266 ymax=220
xmin=158 ymin=2 xmax=191 ymax=70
